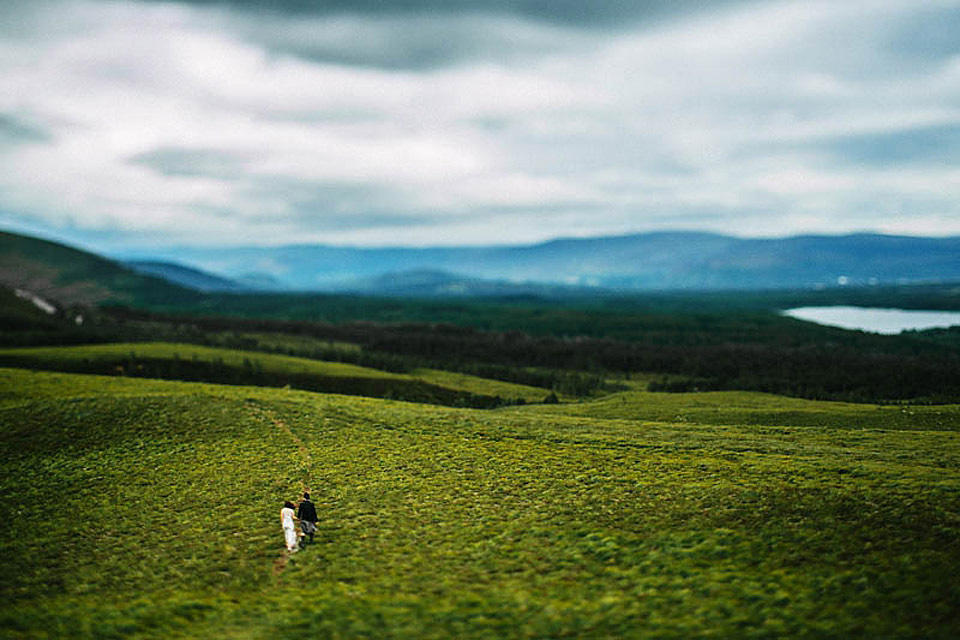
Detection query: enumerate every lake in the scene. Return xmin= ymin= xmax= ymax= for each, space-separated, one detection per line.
xmin=783 ymin=306 xmax=960 ymax=335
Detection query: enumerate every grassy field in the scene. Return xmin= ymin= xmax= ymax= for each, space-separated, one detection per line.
xmin=0 ymin=342 xmax=402 ymax=378
xmin=0 ymin=343 xmax=553 ymax=406
xmin=2 ymin=365 xmax=959 ymax=638
xmin=529 ymin=388 xmax=960 ymax=430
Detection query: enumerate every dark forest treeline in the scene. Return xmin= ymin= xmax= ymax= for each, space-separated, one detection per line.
xmin=0 ymin=301 xmax=608 ymax=398
xmin=60 ymin=306 xmax=960 ymax=403
xmin=5 ymin=290 xmax=960 ymax=403
xmin=341 ymin=322 xmax=960 ymax=403
xmin=120 ymin=310 xmax=612 ymax=397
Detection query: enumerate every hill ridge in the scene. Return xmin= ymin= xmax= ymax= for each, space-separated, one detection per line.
xmin=111 ymin=230 xmax=960 ymax=292
xmin=4 ymin=228 xmax=960 ymax=297
xmin=0 ymin=230 xmax=199 ymax=306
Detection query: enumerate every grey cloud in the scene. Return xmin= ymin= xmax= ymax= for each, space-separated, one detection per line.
xmin=884 ymin=4 xmax=960 ymax=62
xmin=129 ymin=147 xmax=253 ymax=179
xmin=131 ymin=0 xmax=743 ymax=27
xmin=240 ymin=177 xmax=434 ymax=228
xmin=187 ymin=203 xmax=437 ymax=233
xmin=242 ymin=13 xmax=583 ymax=70
xmin=627 ymin=205 xmax=759 ymax=230
xmin=135 ymin=0 xmax=753 ymax=70
xmin=822 ymin=124 xmax=960 ymax=168
xmin=4 ymin=0 xmax=959 ymax=248
xmin=0 ymin=2 xmax=55 ymax=40
xmin=237 ymin=175 xmax=598 ymax=236
xmin=0 ymin=114 xmax=53 ymax=145
xmin=295 ymin=210 xmax=440 ymax=232
xmin=129 ymin=149 xmax=439 ymax=229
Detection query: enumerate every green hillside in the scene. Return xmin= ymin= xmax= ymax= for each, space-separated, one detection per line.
xmin=527 ymin=388 xmax=960 ymax=430
xmin=2 ymin=367 xmax=958 ymax=638
xmin=0 ymin=231 xmax=199 ymax=307
xmin=0 ymin=342 xmax=552 ymax=406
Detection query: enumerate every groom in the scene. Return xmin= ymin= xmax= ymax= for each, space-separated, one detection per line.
xmin=297 ymin=492 xmax=318 ymax=546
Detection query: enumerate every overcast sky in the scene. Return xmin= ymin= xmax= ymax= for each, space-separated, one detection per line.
xmin=1 ymin=0 xmax=958 ymax=249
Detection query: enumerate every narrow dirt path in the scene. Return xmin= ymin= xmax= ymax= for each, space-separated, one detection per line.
xmin=245 ymin=401 xmax=314 ymax=583
xmin=274 ymin=413 xmax=313 ymax=482
xmin=246 ymin=400 xmax=313 ymax=490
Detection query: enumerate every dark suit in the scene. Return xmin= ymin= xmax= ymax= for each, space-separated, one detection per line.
xmin=297 ymin=499 xmax=318 ymax=543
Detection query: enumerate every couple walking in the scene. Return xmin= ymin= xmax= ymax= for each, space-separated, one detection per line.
xmin=281 ymin=492 xmax=318 ymax=552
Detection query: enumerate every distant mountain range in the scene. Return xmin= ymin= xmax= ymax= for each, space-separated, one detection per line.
xmin=123 ymin=261 xmax=252 ymax=293
xmin=114 ymin=232 xmax=960 ymax=293
xmin=3 ymin=229 xmax=960 ymax=303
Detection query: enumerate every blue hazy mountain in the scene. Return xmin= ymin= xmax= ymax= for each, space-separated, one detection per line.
xmin=123 ymin=260 xmax=255 ymax=292
xmin=114 ymin=232 xmax=960 ymax=292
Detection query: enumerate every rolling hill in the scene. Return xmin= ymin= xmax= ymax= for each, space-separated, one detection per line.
xmin=0 ymin=342 xmax=554 ymax=407
xmin=2 ymin=366 xmax=958 ymax=638
xmin=0 ymin=230 xmax=200 ymax=309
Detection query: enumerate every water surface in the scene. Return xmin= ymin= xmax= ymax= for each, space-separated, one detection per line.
xmin=783 ymin=306 xmax=960 ymax=334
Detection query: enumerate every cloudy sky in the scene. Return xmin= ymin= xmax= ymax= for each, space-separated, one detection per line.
xmin=0 ymin=0 xmax=958 ymax=250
